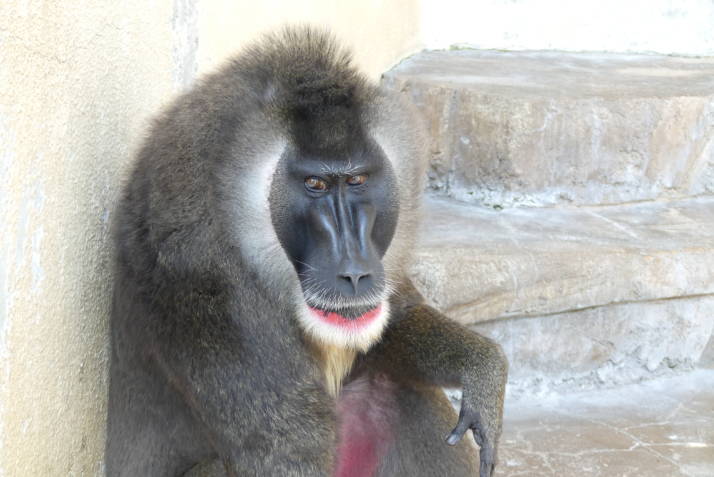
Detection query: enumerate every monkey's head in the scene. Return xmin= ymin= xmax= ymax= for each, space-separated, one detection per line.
xmin=217 ymin=29 xmax=425 ymax=351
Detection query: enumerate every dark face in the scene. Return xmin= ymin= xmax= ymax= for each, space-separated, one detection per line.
xmin=270 ymin=140 xmax=399 ymax=319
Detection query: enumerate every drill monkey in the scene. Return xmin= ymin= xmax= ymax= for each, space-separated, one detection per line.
xmin=106 ymin=27 xmax=508 ymax=477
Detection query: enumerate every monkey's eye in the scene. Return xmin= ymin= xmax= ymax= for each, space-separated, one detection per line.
xmin=305 ymin=176 xmax=328 ymax=192
xmin=346 ymin=174 xmax=368 ymax=186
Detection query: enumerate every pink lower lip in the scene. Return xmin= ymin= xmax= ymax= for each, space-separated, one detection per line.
xmin=309 ymin=305 xmax=382 ymax=329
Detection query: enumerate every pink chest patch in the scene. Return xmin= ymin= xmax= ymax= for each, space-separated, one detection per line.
xmin=333 ymin=375 xmax=396 ymax=477
xmin=334 ymin=432 xmax=380 ymax=477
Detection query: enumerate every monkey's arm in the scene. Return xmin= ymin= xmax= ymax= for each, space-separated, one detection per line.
xmin=372 ymin=279 xmax=508 ymax=477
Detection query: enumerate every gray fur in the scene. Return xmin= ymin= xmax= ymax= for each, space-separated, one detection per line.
xmin=106 ymin=26 xmax=507 ymax=477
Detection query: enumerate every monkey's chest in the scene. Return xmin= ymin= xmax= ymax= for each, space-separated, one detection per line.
xmin=333 ymin=374 xmax=397 ymax=477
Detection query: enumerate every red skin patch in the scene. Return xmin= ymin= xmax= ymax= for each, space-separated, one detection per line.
xmin=333 ymin=375 xmax=396 ymax=477
xmin=334 ymin=433 xmax=379 ymax=477
xmin=309 ymin=305 xmax=382 ymax=330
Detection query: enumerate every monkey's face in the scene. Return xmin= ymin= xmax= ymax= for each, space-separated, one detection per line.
xmin=269 ymin=141 xmax=399 ymax=350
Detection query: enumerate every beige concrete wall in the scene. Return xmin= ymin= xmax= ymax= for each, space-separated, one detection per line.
xmin=196 ymin=0 xmax=421 ymax=79
xmin=0 ymin=2 xmax=421 ymax=475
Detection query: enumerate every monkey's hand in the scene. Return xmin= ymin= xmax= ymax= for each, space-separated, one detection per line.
xmin=446 ymin=354 xmax=507 ymax=477
xmin=378 ymin=284 xmax=508 ymax=476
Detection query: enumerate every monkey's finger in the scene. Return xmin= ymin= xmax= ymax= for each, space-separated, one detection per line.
xmin=446 ymin=417 xmax=470 ymax=445
xmin=479 ymin=458 xmax=495 ymax=477
xmin=478 ymin=442 xmax=497 ymax=477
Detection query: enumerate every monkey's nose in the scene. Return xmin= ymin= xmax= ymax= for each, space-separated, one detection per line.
xmin=338 ymin=271 xmax=372 ymax=294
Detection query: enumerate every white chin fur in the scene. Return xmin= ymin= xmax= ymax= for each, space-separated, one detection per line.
xmin=296 ymin=300 xmax=390 ymax=352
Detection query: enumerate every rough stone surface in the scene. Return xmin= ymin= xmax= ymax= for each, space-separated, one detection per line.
xmin=700 ymin=334 xmax=714 ymax=368
xmin=475 ymin=296 xmax=714 ymax=394
xmin=411 ymin=196 xmax=714 ymax=324
xmin=498 ymin=370 xmax=714 ymax=476
xmin=411 ymin=195 xmax=714 ymax=389
xmin=383 ymin=50 xmax=714 ymax=207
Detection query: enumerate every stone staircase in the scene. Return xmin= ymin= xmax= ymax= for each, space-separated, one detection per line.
xmin=384 ymin=50 xmax=714 ymax=393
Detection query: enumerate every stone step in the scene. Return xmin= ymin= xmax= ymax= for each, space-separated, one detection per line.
xmin=477 ymin=296 xmax=714 ymax=391
xmin=411 ymin=196 xmax=714 ymax=322
xmin=383 ymin=50 xmax=714 ymax=207
xmin=410 ymin=195 xmax=714 ymax=389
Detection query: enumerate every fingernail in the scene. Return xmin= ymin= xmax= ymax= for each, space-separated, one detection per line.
xmin=446 ymin=434 xmax=459 ymax=445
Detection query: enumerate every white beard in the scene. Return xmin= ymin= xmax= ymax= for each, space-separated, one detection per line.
xmin=296 ymin=299 xmax=391 ymax=351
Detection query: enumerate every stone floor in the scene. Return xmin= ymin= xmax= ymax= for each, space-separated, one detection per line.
xmin=497 ymin=370 xmax=714 ymax=476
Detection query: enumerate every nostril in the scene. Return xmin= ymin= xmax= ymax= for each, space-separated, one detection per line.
xmin=339 ymin=272 xmax=371 ymax=294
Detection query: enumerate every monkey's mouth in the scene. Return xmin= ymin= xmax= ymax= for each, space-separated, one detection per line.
xmin=307 ymin=305 xmax=383 ymax=328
